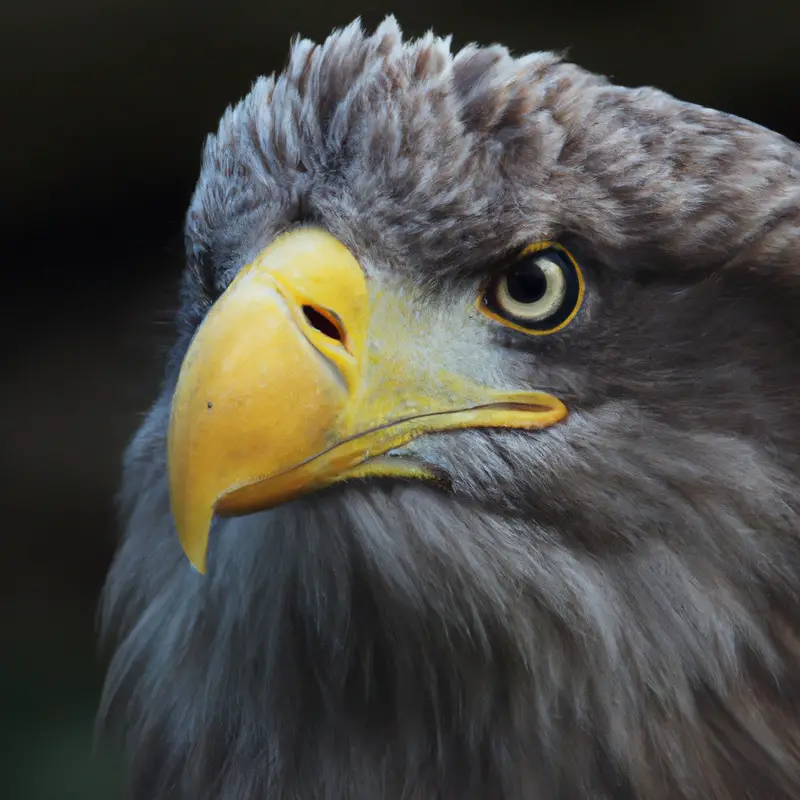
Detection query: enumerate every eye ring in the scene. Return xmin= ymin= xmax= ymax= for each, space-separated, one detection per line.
xmin=477 ymin=242 xmax=585 ymax=335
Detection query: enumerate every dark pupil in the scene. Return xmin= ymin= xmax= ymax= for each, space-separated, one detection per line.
xmin=505 ymin=258 xmax=549 ymax=304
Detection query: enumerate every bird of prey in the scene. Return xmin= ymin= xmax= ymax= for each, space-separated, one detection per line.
xmin=99 ymin=17 xmax=800 ymax=800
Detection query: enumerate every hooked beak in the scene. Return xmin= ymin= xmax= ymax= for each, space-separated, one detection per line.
xmin=168 ymin=228 xmax=567 ymax=571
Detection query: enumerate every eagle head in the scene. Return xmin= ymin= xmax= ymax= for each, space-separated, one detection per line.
xmin=100 ymin=17 xmax=800 ymax=800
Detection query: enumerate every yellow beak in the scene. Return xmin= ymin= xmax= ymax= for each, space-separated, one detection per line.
xmin=168 ymin=228 xmax=567 ymax=572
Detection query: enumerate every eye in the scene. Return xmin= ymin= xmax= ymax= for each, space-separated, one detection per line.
xmin=478 ymin=243 xmax=585 ymax=334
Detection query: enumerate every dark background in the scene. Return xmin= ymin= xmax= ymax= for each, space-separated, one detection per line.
xmin=2 ymin=1 xmax=799 ymax=797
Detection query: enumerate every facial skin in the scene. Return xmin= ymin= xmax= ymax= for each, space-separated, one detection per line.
xmin=99 ymin=17 xmax=800 ymax=800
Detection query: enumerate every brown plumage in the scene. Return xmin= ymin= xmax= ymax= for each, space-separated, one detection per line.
xmin=100 ymin=17 xmax=800 ymax=800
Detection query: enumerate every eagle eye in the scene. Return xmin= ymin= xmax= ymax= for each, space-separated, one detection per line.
xmin=479 ymin=242 xmax=585 ymax=334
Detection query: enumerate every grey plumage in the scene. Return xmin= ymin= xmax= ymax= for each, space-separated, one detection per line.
xmin=99 ymin=17 xmax=800 ymax=799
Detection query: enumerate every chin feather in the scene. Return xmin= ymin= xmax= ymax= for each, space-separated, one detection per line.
xmin=99 ymin=395 xmax=800 ymax=799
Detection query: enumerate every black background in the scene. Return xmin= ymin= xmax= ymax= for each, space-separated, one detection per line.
xmin=3 ymin=1 xmax=799 ymax=796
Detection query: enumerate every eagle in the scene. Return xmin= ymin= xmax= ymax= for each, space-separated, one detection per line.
xmin=99 ymin=17 xmax=800 ymax=800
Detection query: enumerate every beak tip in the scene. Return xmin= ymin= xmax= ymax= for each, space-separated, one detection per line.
xmin=172 ymin=502 xmax=212 ymax=575
xmin=183 ymin=539 xmax=208 ymax=574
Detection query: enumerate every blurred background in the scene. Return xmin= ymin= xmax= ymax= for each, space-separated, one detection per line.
xmin=2 ymin=0 xmax=800 ymax=797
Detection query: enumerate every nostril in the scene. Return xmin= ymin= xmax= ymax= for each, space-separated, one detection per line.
xmin=302 ymin=305 xmax=346 ymax=344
